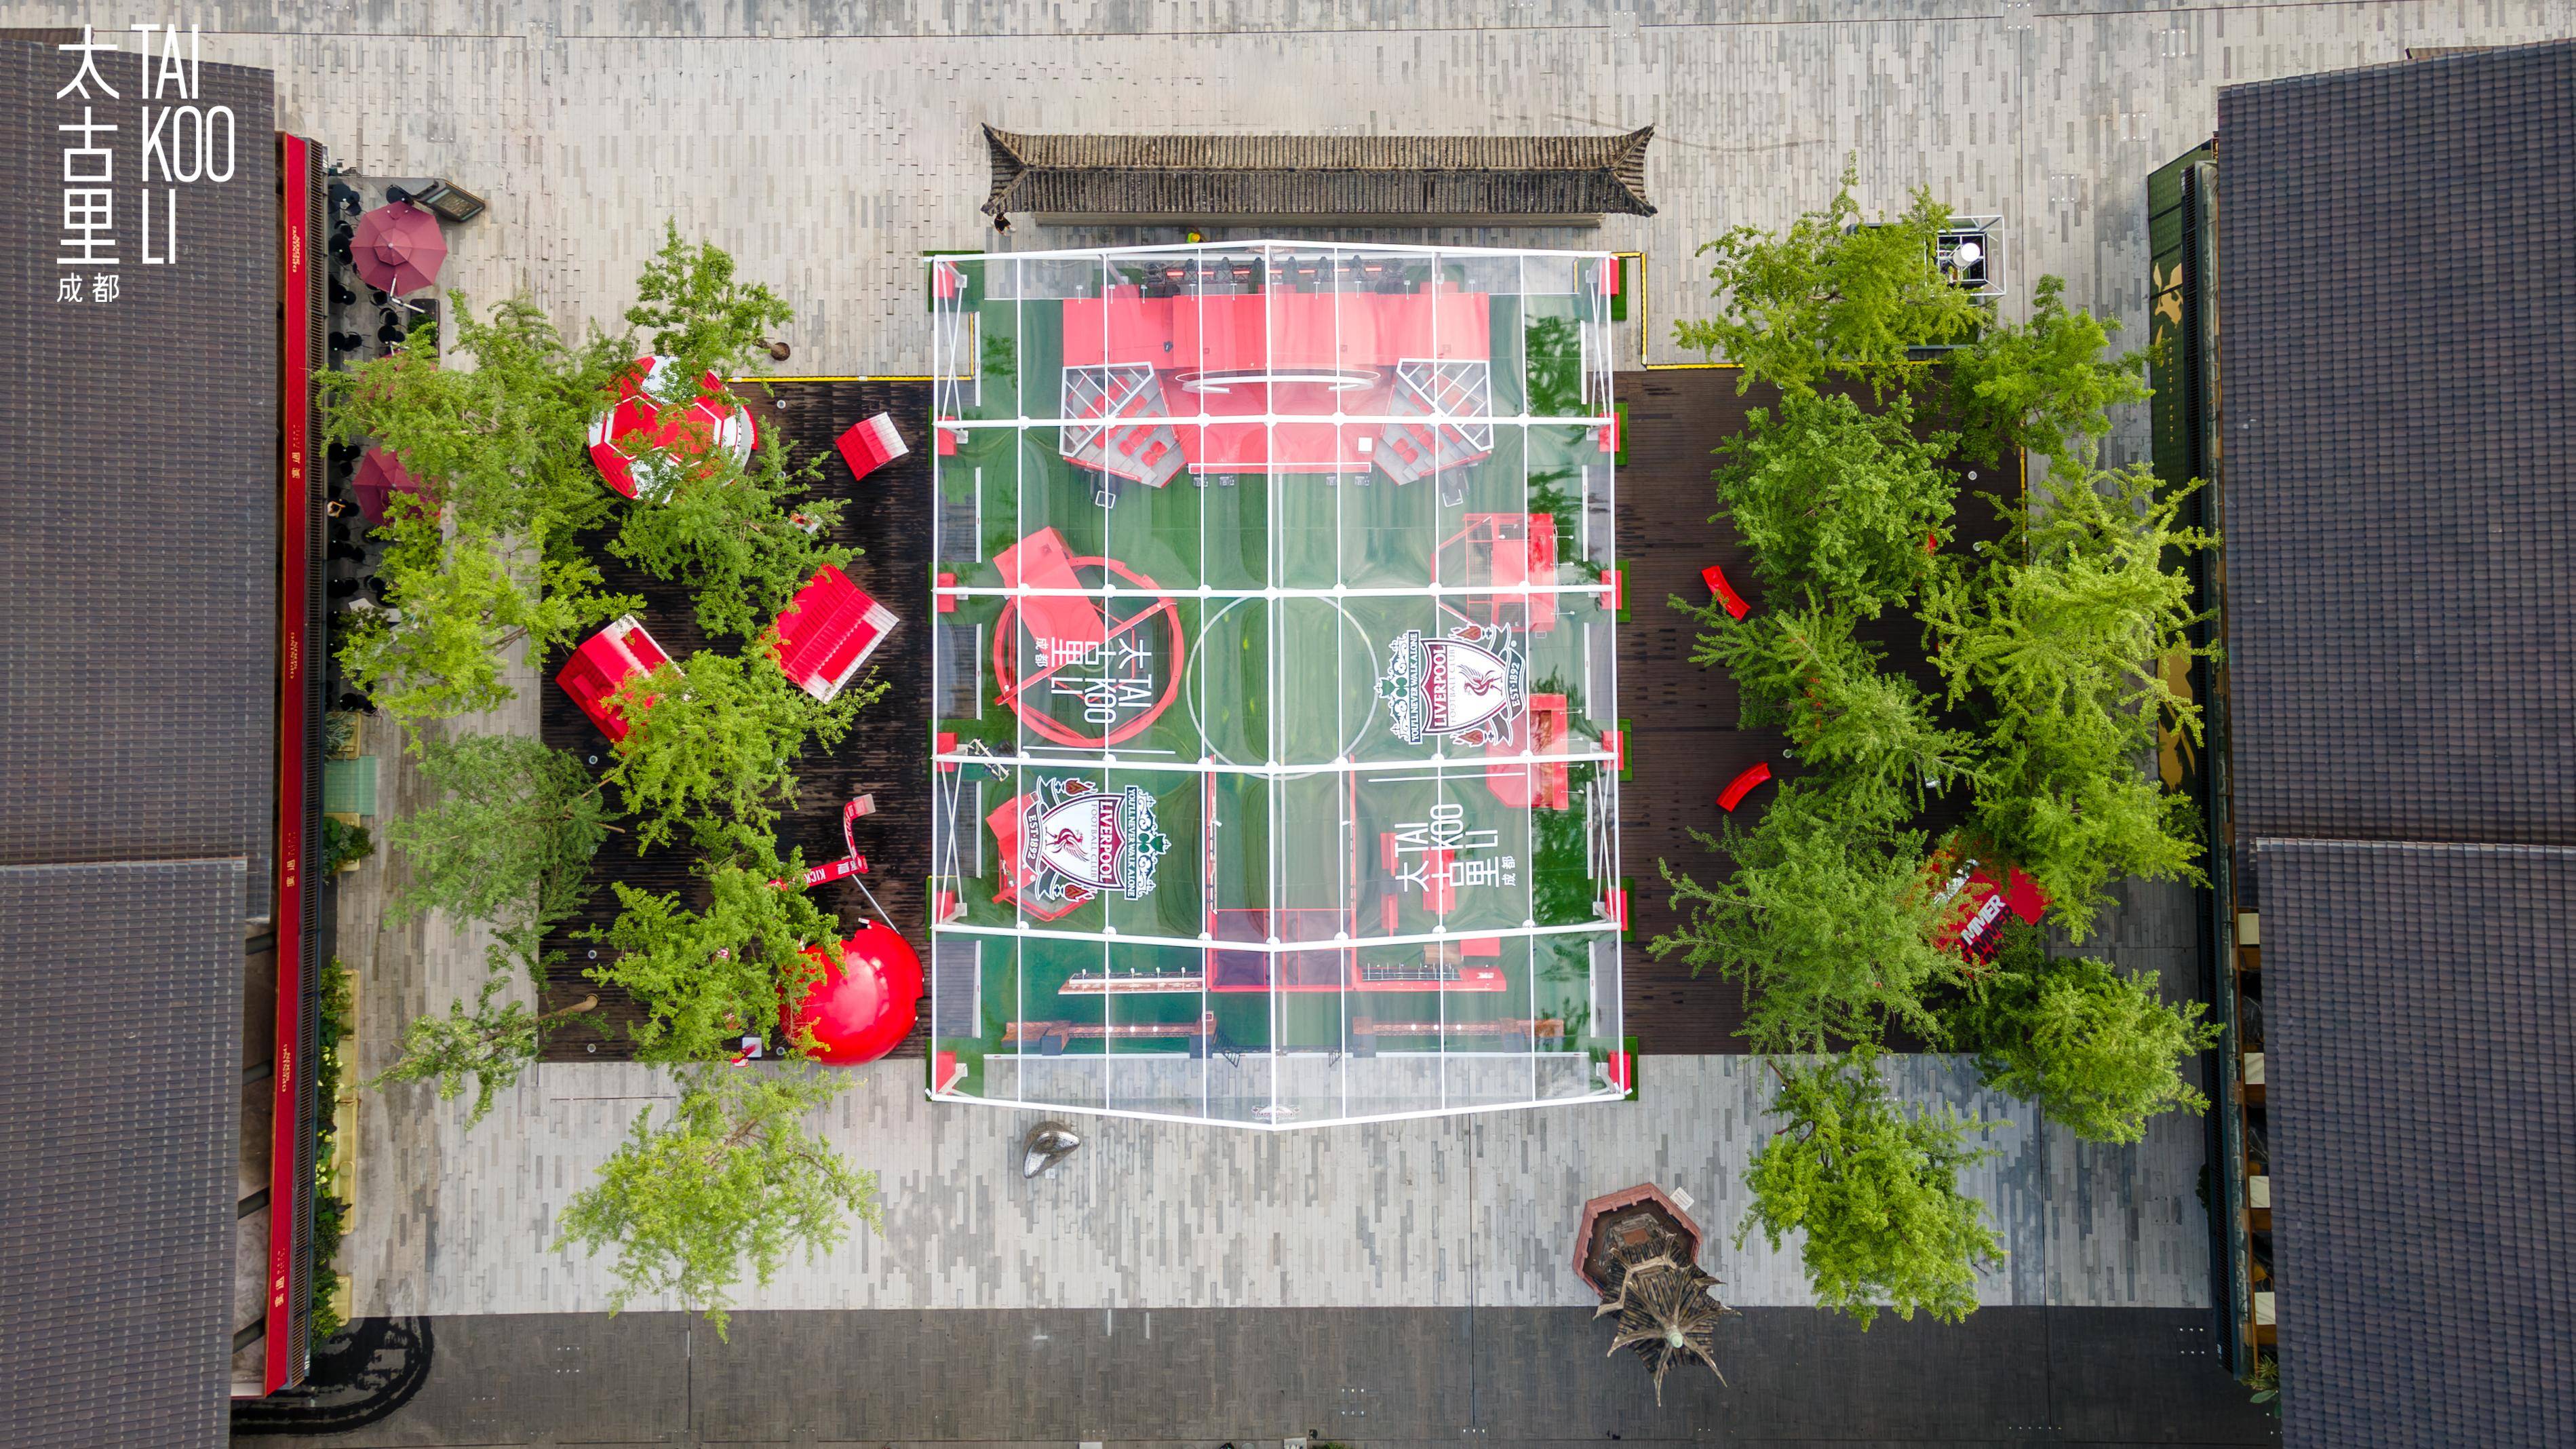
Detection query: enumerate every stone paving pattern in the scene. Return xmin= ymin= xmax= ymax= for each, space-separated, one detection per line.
xmin=345 ymin=1048 xmax=2210 ymax=1317
xmin=9 ymin=0 xmax=2566 ymax=402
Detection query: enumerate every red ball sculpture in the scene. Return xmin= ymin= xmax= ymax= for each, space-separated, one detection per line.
xmin=783 ymin=921 xmax=924 ymax=1064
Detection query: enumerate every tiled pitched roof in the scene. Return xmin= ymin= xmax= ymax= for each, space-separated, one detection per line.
xmin=2219 ymin=40 xmax=2576 ymax=1449
xmin=981 ymin=125 xmax=1656 ymax=219
xmin=2219 ymin=41 xmax=2576 ymax=849
xmin=0 ymin=861 xmax=246 ymax=1449
xmin=0 ymin=42 xmax=281 ymax=914
xmin=2256 ymin=840 xmax=2576 ymax=1449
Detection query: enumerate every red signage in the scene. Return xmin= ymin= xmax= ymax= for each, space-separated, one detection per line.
xmin=265 ymin=131 xmax=315 ymax=1396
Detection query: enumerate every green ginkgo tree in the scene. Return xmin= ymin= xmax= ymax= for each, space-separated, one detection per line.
xmin=1739 ymin=1047 xmax=2004 ymax=1327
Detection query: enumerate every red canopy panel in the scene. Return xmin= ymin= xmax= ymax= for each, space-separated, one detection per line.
xmin=1056 ymin=290 xmax=1496 ymax=479
xmin=556 ymin=615 xmax=671 ymax=743
xmin=772 ymin=565 xmax=900 ymax=703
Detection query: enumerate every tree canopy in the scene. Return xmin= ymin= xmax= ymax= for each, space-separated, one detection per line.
xmin=586 ymin=847 xmax=841 ymax=1064
xmin=1685 ymin=595 xmax=1979 ymax=822
xmin=1921 ymin=465 xmax=2214 ymax=937
xmin=1676 ymin=162 xmax=1985 ymax=400
xmin=608 ymin=433 xmax=853 ymax=642
xmin=602 ymin=644 xmax=865 ymax=852
xmin=551 ymin=1064 xmax=880 ymax=1338
xmin=1946 ymin=925 xmax=2221 ymax=1144
xmin=1651 ymin=784 xmax=1965 ymax=1054
xmin=1947 ymin=275 xmax=2150 ymax=471
xmin=1738 ymin=1048 xmax=2004 ymax=1327
xmin=1710 ymin=391 xmax=1958 ymax=616
xmin=624 ymin=222 xmax=796 ymax=384
xmin=319 ymin=298 xmax=636 ymax=724
xmin=385 ymin=732 xmax=617 ymax=981
xmin=368 ymin=980 xmax=597 ymax=1126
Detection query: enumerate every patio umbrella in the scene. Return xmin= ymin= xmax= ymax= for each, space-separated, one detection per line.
xmin=587 ymin=355 xmax=756 ymax=501
xmin=351 ymin=446 xmax=427 ymax=527
xmin=349 ymin=199 xmax=446 ymax=296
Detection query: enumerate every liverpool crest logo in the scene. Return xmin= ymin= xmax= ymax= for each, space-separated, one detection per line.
xmin=1019 ymin=777 xmax=1172 ymax=908
xmin=1377 ymin=623 xmax=1527 ymax=747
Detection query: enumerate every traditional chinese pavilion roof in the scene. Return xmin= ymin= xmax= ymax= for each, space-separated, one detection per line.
xmin=980 ymin=125 xmax=1656 ymax=221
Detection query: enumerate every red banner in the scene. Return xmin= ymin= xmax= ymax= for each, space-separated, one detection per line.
xmin=265 ymin=131 xmax=314 ymax=1396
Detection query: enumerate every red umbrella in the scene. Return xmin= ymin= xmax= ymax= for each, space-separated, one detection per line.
xmin=587 ymin=355 xmax=756 ymax=500
xmin=350 ymin=199 xmax=446 ymax=295
xmin=351 ymin=446 xmax=428 ymax=527
xmin=783 ymin=921 xmax=924 ymax=1065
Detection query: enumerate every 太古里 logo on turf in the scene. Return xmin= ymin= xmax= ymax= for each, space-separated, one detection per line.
xmin=1378 ymin=623 xmax=1527 ymax=748
xmin=1019 ymin=776 xmax=1171 ymax=907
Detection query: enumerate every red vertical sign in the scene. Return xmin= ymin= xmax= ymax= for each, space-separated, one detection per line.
xmin=265 ymin=131 xmax=313 ymax=1397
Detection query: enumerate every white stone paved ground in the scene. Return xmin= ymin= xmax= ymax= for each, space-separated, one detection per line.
xmin=358 ymin=1051 xmax=2211 ymax=1316
xmin=14 ymin=0 xmax=2558 ymax=1317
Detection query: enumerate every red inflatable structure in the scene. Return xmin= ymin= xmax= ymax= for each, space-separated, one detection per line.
xmin=784 ymin=920 xmax=924 ymax=1064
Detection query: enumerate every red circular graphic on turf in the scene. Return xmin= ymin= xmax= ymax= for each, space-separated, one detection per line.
xmin=991 ymin=556 xmax=1188 ymax=748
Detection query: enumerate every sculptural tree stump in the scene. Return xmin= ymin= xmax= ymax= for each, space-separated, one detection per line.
xmin=1575 ymin=1184 xmax=1736 ymax=1406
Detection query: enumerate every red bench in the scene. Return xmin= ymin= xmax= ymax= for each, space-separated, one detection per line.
xmin=836 ymin=412 xmax=908 ymax=482
xmin=771 ymin=565 xmax=899 ymax=703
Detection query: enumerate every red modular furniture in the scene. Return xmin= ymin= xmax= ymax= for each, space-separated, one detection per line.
xmin=556 ymin=615 xmax=671 ymax=743
xmin=1718 ymin=761 xmax=1773 ymax=812
xmin=1700 ymin=563 xmax=1751 ymax=621
xmin=994 ymin=527 xmax=1106 ymax=655
xmin=836 ymin=412 xmax=909 ymax=482
xmin=771 ymin=565 xmax=899 ymax=703
xmin=1453 ymin=513 xmax=1562 ymax=633
xmin=1935 ymin=862 xmax=2050 ymax=963
xmin=587 ymin=355 xmax=756 ymax=501
xmin=783 ymin=920 xmax=924 ymax=1065
xmin=1051 ymin=290 xmax=1496 ymax=481
xmin=1486 ymin=692 xmax=1573 ymax=811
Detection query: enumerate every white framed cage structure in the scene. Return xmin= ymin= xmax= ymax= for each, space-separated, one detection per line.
xmin=925 ymin=241 xmax=1628 ymax=1129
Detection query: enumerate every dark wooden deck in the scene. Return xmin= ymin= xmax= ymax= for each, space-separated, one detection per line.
xmin=1611 ymin=368 xmax=2013 ymax=1054
xmin=539 ymin=381 xmax=935 ymax=1060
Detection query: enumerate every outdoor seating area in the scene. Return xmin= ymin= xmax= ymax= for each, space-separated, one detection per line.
xmin=925 ymin=242 xmax=1629 ymax=1127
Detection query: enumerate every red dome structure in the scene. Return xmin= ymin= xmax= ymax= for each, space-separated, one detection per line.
xmin=587 ymin=355 xmax=756 ymax=501
xmin=785 ymin=920 xmax=924 ymax=1064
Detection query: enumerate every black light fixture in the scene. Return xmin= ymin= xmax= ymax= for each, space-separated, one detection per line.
xmin=412 ymin=179 xmax=488 ymax=225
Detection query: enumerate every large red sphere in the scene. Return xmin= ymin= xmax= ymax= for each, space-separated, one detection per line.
xmin=785 ymin=921 xmax=924 ymax=1064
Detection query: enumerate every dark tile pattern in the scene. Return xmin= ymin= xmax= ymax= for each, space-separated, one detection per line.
xmin=2217 ymin=42 xmax=2576 ymax=1449
xmin=0 ymin=859 xmax=246 ymax=1449
xmin=233 ymin=1306 xmax=2276 ymax=1447
xmin=0 ymin=41 xmax=281 ymax=916
xmin=2217 ymin=42 xmax=2576 ymax=850
xmin=2257 ymin=840 xmax=2576 ymax=1449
